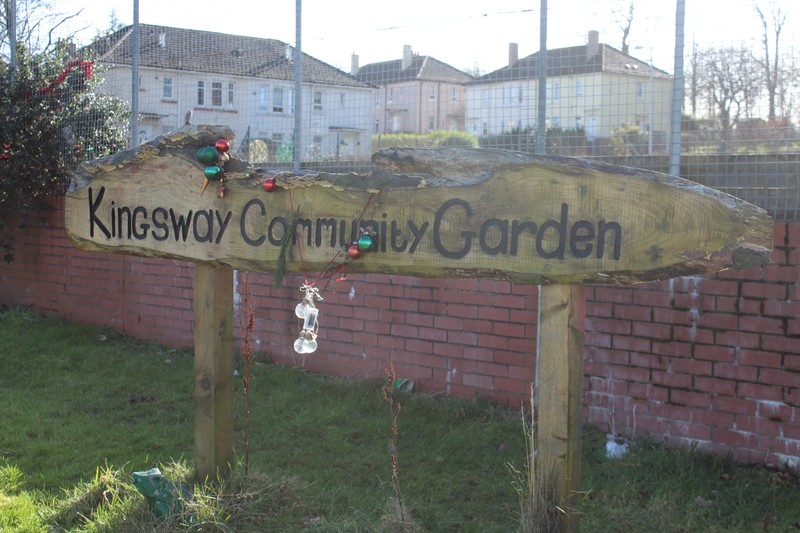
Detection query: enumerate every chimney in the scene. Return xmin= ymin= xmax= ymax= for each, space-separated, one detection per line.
xmin=587 ymin=30 xmax=599 ymax=60
xmin=351 ymin=53 xmax=359 ymax=76
xmin=509 ymin=43 xmax=519 ymax=67
xmin=402 ymin=45 xmax=413 ymax=70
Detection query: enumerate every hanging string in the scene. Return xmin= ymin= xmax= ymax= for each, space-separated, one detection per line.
xmin=286 ymin=188 xmax=380 ymax=291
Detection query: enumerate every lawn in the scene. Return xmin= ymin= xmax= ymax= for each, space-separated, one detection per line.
xmin=0 ymin=308 xmax=798 ymax=531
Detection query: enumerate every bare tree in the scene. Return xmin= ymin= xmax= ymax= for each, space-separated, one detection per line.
xmin=1 ymin=0 xmax=84 ymax=59
xmin=615 ymin=1 xmax=635 ymax=54
xmin=700 ymin=46 xmax=763 ymax=151
xmin=754 ymin=2 xmax=786 ymax=121
xmin=687 ymin=42 xmax=701 ymax=117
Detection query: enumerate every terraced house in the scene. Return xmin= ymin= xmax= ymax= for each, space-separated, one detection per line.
xmin=466 ymin=31 xmax=673 ymax=149
xmin=85 ymin=24 xmax=375 ymax=160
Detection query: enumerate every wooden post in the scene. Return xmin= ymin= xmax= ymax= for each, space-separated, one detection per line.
xmin=536 ymin=284 xmax=586 ymax=532
xmin=193 ymin=264 xmax=235 ymax=481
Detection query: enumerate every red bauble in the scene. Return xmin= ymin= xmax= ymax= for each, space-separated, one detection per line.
xmin=346 ymin=243 xmax=363 ymax=259
xmin=215 ymin=138 xmax=231 ymax=153
xmin=261 ymin=177 xmax=278 ymax=192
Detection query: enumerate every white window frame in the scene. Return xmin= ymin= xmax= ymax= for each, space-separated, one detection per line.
xmin=273 ymin=87 xmax=284 ymax=113
xmin=211 ymin=81 xmax=223 ymax=107
xmin=162 ymin=77 xmax=173 ymax=99
xmin=197 ymin=80 xmax=205 ymax=106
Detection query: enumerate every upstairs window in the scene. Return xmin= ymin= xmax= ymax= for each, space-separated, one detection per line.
xmin=162 ymin=77 xmax=173 ymax=99
xmin=197 ymin=81 xmax=205 ymax=106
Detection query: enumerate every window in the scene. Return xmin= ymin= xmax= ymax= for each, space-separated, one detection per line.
xmin=428 ymin=85 xmax=436 ymax=100
xmin=197 ymin=81 xmax=205 ymax=106
xmin=273 ymin=133 xmax=284 ymax=142
xmin=552 ymin=82 xmax=561 ymax=103
xmin=450 ymin=88 xmax=457 ymax=103
xmin=575 ymin=79 xmax=583 ymax=96
xmin=375 ymin=89 xmax=380 ymax=107
xmin=228 ymin=83 xmax=234 ymax=107
xmin=163 ymin=77 xmax=173 ymax=99
xmin=428 ymin=116 xmax=435 ymax=130
xmin=507 ymin=86 xmax=522 ymax=105
xmin=314 ymin=91 xmax=323 ymax=111
xmin=375 ymin=119 xmax=380 ymax=133
xmin=273 ymin=88 xmax=284 ymax=112
xmin=211 ymin=81 xmax=223 ymax=107
xmin=636 ymin=81 xmax=644 ymax=99
xmin=388 ymin=89 xmax=393 ymax=104
xmin=258 ymin=86 xmax=268 ymax=112
xmin=340 ymin=93 xmax=346 ymax=107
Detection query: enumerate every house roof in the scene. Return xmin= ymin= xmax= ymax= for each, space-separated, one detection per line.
xmin=469 ymin=43 xmax=671 ymax=84
xmin=83 ymin=24 xmax=374 ymax=89
xmin=356 ymin=55 xmax=474 ymax=85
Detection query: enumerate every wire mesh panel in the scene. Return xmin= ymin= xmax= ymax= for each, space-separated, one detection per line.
xmin=3 ymin=0 xmax=798 ymax=219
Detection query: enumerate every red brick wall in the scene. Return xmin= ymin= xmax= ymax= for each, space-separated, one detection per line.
xmin=1 ymin=200 xmax=797 ymax=471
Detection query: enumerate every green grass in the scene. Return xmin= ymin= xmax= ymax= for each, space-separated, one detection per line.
xmin=0 ymin=307 xmax=798 ymax=532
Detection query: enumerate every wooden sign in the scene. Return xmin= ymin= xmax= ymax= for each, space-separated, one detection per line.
xmin=66 ymin=126 xmax=772 ymax=286
xmin=65 ymin=125 xmax=773 ymax=530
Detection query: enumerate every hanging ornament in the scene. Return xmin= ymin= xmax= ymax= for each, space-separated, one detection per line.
xmin=197 ymin=138 xmax=234 ymax=196
xmin=346 ymin=243 xmax=363 ymax=259
xmin=204 ymin=165 xmax=223 ymax=180
xmin=356 ymin=227 xmax=378 ymax=253
xmin=215 ymin=138 xmax=231 ymax=153
xmin=293 ymin=283 xmax=323 ymax=354
xmin=196 ymin=146 xmax=219 ymax=165
xmin=261 ymin=177 xmax=278 ymax=192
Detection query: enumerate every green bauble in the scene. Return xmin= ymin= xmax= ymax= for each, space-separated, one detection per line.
xmin=196 ymin=146 xmax=219 ymax=165
xmin=204 ymin=165 xmax=223 ymax=181
xmin=357 ymin=234 xmax=376 ymax=252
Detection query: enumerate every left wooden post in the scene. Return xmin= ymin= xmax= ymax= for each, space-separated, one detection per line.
xmin=193 ymin=264 xmax=235 ymax=481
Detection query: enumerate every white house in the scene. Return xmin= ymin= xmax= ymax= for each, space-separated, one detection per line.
xmin=85 ymin=24 xmax=376 ymax=161
xmin=466 ymin=32 xmax=673 ymax=149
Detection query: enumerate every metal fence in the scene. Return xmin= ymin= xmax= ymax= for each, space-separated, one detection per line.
xmin=4 ymin=0 xmax=798 ymax=219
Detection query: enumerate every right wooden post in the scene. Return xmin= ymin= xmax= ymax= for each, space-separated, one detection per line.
xmin=536 ymin=284 xmax=586 ymax=532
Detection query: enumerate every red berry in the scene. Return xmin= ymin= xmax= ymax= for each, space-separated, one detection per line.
xmin=347 ymin=243 xmax=363 ymax=259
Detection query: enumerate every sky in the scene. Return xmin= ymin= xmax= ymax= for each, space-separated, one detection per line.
xmin=52 ymin=0 xmax=797 ymax=76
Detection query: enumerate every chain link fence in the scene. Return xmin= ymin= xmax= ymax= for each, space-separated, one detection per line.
xmin=9 ymin=0 xmax=796 ymax=220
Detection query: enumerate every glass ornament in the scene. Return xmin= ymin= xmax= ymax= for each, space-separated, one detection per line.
xmin=347 ymin=243 xmax=362 ymax=259
xmin=303 ymin=338 xmax=318 ymax=353
xmin=204 ymin=165 xmax=223 ymax=181
xmin=357 ymin=234 xmax=375 ymax=252
xmin=215 ymin=138 xmax=231 ymax=153
xmin=302 ymin=307 xmax=319 ymax=331
xmin=196 ymin=146 xmax=219 ymax=165
xmin=293 ymin=336 xmax=307 ymax=353
xmin=262 ymin=177 xmax=277 ymax=192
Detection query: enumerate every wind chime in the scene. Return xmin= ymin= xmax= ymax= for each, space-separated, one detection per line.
xmin=196 ymin=139 xmax=380 ymax=355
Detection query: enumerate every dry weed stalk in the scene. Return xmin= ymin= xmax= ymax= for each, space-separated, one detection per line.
xmin=381 ymin=357 xmax=408 ymax=524
xmin=510 ymin=384 xmax=566 ymax=533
